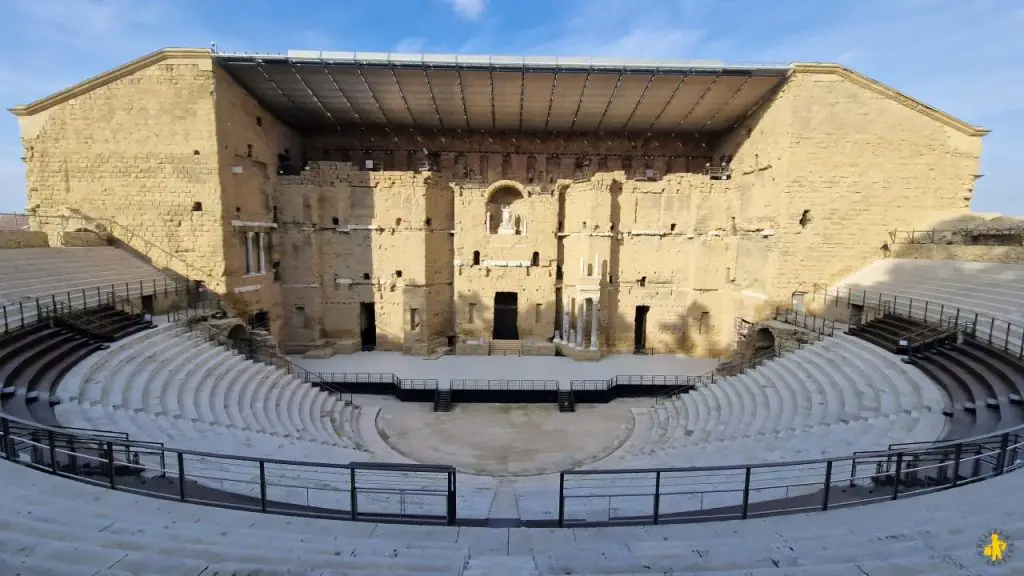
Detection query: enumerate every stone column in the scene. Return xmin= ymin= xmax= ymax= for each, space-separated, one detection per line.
xmin=590 ymin=300 xmax=600 ymax=350
xmin=575 ymin=300 xmax=585 ymax=348
xmin=563 ymin=295 xmax=571 ymax=344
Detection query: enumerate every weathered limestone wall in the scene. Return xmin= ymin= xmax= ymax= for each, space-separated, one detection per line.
xmin=59 ymin=231 xmax=110 ymax=247
xmin=0 ymin=231 xmax=49 ymax=248
xmin=213 ymin=66 xmax=304 ymax=336
xmin=273 ymin=162 xmax=454 ymax=353
xmin=14 ymin=56 xmax=986 ymax=359
xmin=15 ymin=52 xmax=227 ymax=291
xmin=716 ymin=67 xmax=981 ymax=310
xmin=453 ymin=180 xmax=558 ymax=342
xmin=559 ymin=173 xmax=738 ymax=356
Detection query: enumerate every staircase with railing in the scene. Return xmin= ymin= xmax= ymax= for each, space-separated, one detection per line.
xmin=187 ymin=320 xmax=353 ymax=404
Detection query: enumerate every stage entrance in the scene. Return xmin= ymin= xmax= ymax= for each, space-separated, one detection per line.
xmin=360 ymin=302 xmax=377 ymax=351
xmin=493 ymin=292 xmax=519 ymax=340
xmin=633 ymin=305 xmax=650 ymax=352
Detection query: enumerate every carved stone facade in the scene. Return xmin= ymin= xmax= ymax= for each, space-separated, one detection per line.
xmin=12 ymin=50 xmax=986 ymax=358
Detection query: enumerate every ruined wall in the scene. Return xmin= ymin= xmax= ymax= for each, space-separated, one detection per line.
xmin=273 ymin=162 xmax=454 ymax=353
xmin=213 ymin=66 xmax=304 ymax=336
xmin=453 ymin=179 xmax=558 ymax=342
xmin=716 ymin=67 xmax=981 ymax=309
xmin=15 ymin=51 xmax=227 ymax=291
xmin=560 ymin=173 xmax=738 ymax=356
xmin=0 ymin=231 xmax=49 ymax=249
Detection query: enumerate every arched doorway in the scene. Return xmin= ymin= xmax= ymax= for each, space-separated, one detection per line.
xmin=752 ymin=327 xmax=776 ymax=356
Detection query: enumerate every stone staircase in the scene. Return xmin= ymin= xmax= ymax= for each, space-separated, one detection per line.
xmin=489 ymin=339 xmax=521 ymax=356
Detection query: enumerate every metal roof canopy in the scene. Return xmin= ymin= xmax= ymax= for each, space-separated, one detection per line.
xmin=215 ymin=51 xmax=791 ymax=134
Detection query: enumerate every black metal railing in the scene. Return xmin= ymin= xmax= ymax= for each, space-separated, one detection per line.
xmin=186 ymin=321 xmax=353 ymax=403
xmin=0 ymin=412 xmax=458 ymax=525
xmin=774 ymin=307 xmax=836 ymax=337
xmin=557 ymin=427 xmax=1024 ymax=527
xmin=2 ymin=277 xmax=192 ymax=335
xmin=888 ymin=227 xmax=1024 ymax=247
xmin=715 ymin=346 xmax=777 ymax=379
xmin=450 ymin=379 xmax=558 ymax=391
xmin=810 ymin=284 xmax=1021 ymax=360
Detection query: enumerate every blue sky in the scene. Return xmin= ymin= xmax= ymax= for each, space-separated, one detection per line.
xmin=0 ymin=0 xmax=1020 ymax=214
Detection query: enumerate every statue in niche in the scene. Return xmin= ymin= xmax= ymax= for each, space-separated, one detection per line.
xmin=497 ymin=204 xmax=516 ymax=234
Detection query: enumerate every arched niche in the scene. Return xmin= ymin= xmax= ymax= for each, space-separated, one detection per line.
xmin=484 ymin=180 xmax=527 ymax=235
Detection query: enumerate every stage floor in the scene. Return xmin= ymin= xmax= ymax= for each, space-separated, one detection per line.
xmin=290 ymin=351 xmax=719 ymax=383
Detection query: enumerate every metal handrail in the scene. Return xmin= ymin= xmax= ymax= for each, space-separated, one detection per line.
xmin=186 ymin=320 xmax=354 ymax=404
xmin=811 ymin=283 xmax=1022 ymax=360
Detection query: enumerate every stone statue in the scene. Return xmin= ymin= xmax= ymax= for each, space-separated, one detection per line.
xmin=500 ymin=204 xmax=512 ymax=229
xmin=497 ymin=204 xmax=515 ymax=234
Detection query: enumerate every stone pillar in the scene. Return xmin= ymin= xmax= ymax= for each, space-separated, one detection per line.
xmin=590 ymin=300 xmax=600 ymax=350
xmin=562 ymin=295 xmax=571 ymax=345
xmin=575 ymin=300 xmax=585 ymax=348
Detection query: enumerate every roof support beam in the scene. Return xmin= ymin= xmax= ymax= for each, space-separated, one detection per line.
xmin=569 ymin=71 xmax=592 ymax=131
xmin=518 ymin=69 xmax=526 ymax=131
xmin=387 ymin=67 xmax=415 ymax=127
xmin=355 ymin=67 xmax=391 ymax=123
xmin=421 ymin=68 xmax=446 ymax=130
xmin=595 ymin=73 xmax=623 ymax=132
xmin=489 ymin=70 xmax=497 ymax=130
xmin=647 ymin=75 xmax=687 ymax=131
xmin=700 ymin=76 xmax=750 ymax=130
xmin=677 ymin=75 xmax=720 ymax=128
xmin=289 ymin=65 xmax=338 ymax=128
xmin=455 ymin=69 xmax=471 ymax=128
xmin=622 ymin=75 xmax=655 ymax=129
xmin=321 ymin=66 xmax=361 ymax=122
xmin=256 ymin=62 xmax=304 ymax=122
xmin=543 ymin=73 xmax=558 ymax=131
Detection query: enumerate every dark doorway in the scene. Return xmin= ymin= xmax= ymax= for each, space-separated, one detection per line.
xmin=187 ymin=280 xmax=206 ymax=307
xmin=250 ymin=310 xmax=270 ymax=332
xmin=493 ymin=292 xmax=519 ymax=340
xmin=360 ymin=302 xmax=377 ymax=350
xmin=634 ymin=305 xmax=650 ymax=352
xmin=140 ymin=294 xmax=155 ymax=316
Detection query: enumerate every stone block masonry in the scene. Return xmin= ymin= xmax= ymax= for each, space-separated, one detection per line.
xmin=12 ymin=51 xmax=985 ymax=359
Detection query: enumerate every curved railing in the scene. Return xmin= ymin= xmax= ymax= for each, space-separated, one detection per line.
xmin=1 ymin=405 xmax=1020 ymax=527
xmin=1 ymin=283 xmax=1022 ymax=527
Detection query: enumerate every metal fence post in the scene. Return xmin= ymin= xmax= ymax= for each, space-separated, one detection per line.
xmin=891 ymin=453 xmax=903 ymax=500
xmin=259 ymin=460 xmax=268 ymax=512
xmin=653 ymin=471 xmax=661 ymax=524
xmin=951 ymin=443 xmax=962 ymax=487
xmin=741 ymin=467 xmax=752 ymax=519
xmin=988 ymin=317 xmax=995 ymax=344
xmin=557 ymin=472 xmax=566 ymax=527
xmin=1004 ymin=323 xmax=1011 ymax=352
xmin=177 ymin=452 xmax=186 ymax=501
xmin=106 ymin=442 xmax=116 ymax=489
xmin=997 ymin=433 xmax=1010 ymax=476
xmin=48 ymin=430 xmax=58 ymax=473
xmin=1 ymin=418 xmax=12 ymax=460
xmin=350 ymin=467 xmax=358 ymax=520
xmin=822 ymin=460 xmax=833 ymax=511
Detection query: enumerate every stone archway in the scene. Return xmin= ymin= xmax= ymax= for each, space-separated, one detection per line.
xmin=752 ymin=327 xmax=776 ymax=354
xmin=485 ymin=180 xmax=527 ymax=235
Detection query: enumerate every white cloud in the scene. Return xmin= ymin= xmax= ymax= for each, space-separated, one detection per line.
xmin=393 ymin=37 xmax=427 ymax=54
xmin=445 ymin=0 xmax=485 ymax=21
